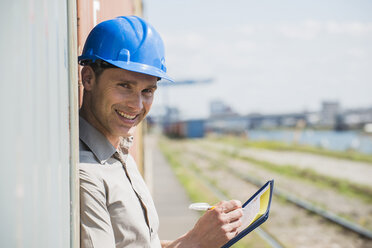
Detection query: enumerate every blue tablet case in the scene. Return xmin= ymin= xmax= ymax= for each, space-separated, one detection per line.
xmin=221 ymin=180 xmax=274 ymax=248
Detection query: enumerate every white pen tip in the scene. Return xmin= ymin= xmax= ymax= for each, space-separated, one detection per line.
xmin=189 ymin=202 xmax=212 ymax=211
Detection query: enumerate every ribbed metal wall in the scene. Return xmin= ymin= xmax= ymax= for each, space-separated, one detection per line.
xmin=0 ymin=0 xmax=72 ymax=247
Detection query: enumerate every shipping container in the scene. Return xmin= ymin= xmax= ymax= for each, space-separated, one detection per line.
xmin=163 ymin=120 xmax=205 ymax=138
xmin=0 ymin=0 xmax=143 ymax=247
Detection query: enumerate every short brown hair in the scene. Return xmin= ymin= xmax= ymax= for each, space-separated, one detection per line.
xmin=81 ymin=59 xmax=117 ymax=79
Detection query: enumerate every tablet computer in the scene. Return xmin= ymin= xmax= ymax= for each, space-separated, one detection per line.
xmin=221 ymin=180 xmax=274 ymax=248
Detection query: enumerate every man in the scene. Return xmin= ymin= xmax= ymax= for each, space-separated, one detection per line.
xmin=79 ymin=16 xmax=243 ymax=248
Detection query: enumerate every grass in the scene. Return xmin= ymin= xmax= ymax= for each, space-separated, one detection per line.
xmin=193 ymin=140 xmax=372 ymax=204
xmin=158 ymin=141 xmax=218 ymax=204
xmin=209 ymin=135 xmax=372 ymax=164
xmin=159 ymin=135 xmax=372 ymax=238
xmin=158 ymin=138 xmax=272 ymax=248
xmin=216 ymin=146 xmax=372 ymax=204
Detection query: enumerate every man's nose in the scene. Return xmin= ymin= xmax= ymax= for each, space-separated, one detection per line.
xmin=127 ymin=93 xmax=143 ymax=111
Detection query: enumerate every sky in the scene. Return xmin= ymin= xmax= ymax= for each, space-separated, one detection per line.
xmin=144 ymin=0 xmax=372 ymax=119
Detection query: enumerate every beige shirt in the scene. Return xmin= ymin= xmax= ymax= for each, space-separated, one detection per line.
xmin=79 ymin=117 xmax=161 ymax=248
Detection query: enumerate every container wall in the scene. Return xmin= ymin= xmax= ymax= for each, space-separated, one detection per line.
xmin=186 ymin=120 xmax=205 ymax=138
xmin=77 ymin=0 xmax=140 ymax=54
xmin=0 ymin=0 xmax=71 ymax=247
xmin=67 ymin=0 xmax=80 ymax=246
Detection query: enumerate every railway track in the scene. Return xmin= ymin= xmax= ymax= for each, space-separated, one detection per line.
xmin=224 ymin=165 xmax=372 ymax=240
xmin=187 ymin=157 xmax=286 ymax=248
xmin=227 ymin=166 xmax=372 ymax=240
xmin=185 ymin=141 xmax=372 ymax=240
xmin=159 ymin=137 xmax=372 ymax=247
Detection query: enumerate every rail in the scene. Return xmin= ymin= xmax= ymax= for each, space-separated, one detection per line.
xmin=189 ymin=164 xmax=286 ymax=248
xmin=225 ymin=166 xmax=372 ymax=240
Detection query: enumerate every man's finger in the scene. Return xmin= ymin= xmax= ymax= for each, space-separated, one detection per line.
xmin=221 ymin=200 xmax=242 ymax=213
xmin=228 ymin=217 xmax=243 ymax=230
xmin=226 ymin=208 xmax=243 ymax=223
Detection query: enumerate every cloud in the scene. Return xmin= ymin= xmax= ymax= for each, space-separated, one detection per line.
xmin=277 ymin=20 xmax=322 ymax=40
xmin=234 ymin=25 xmax=259 ymax=36
xmin=325 ymin=21 xmax=372 ymax=36
xmin=163 ymin=29 xmax=260 ymax=78
xmin=346 ymin=47 xmax=365 ymax=58
xmin=163 ymin=32 xmax=208 ymax=50
xmin=277 ymin=20 xmax=372 ymax=40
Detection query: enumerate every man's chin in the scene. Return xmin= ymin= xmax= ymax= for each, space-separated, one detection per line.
xmin=117 ymin=117 xmax=143 ymax=137
xmin=119 ymin=125 xmax=136 ymax=137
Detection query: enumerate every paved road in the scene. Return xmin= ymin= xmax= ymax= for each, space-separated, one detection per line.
xmin=146 ymin=135 xmax=199 ymax=241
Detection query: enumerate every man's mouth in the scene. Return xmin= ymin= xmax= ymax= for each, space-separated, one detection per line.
xmin=116 ymin=109 xmax=137 ymax=120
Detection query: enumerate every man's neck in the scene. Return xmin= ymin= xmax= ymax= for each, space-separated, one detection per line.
xmin=79 ymin=108 xmax=121 ymax=149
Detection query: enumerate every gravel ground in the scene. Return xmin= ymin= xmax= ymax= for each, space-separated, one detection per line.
xmin=185 ymin=143 xmax=372 ymax=231
xmin=164 ymin=138 xmax=372 ymax=248
xmin=199 ymin=140 xmax=372 ymax=188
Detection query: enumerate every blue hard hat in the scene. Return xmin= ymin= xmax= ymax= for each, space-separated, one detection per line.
xmin=78 ymin=16 xmax=173 ymax=82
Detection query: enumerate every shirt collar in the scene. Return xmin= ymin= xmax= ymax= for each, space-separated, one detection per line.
xmin=79 ymin=116 xmax=133 ymax=164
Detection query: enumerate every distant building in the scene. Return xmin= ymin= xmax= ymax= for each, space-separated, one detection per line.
xmin=206 ymin=115 xmax=248 ymax=135
xmin=165 ymin=106 xmax=180 ymax=122
xmin=304 ymin=112 xmax=321 ymax=127
xmin=321 ymin=101 xmax=340 ymax=127
xmin=158 ymin=99 xmax=372 ymax=134
xmin=339 ymin=107 xmax=372 ymax=130
xmin=209 ymin=100 xmax=237 ymax=117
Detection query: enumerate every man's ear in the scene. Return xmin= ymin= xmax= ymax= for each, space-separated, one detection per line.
xmin=81 ymin=66 xmax=95 ymax=91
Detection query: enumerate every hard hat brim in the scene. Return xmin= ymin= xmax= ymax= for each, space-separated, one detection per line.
xmin=79 ymin=55 xmax=174 ymax=82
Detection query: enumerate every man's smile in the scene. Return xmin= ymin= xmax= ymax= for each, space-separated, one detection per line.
xmin=115 ymin=109 xmax=138 ymax=120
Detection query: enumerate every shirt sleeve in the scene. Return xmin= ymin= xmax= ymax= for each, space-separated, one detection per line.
xmin=80 ymin=164 xmax=116 ymax=248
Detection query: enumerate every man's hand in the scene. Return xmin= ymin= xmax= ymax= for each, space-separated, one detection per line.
xmin=161 ymin=200 xmax=243 ymax=248
xmin=188 ymin=200 xmax=243 ymax=247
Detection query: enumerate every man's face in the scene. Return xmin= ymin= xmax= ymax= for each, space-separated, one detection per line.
xmin=83 ymin=67 xmax=157 ymax=143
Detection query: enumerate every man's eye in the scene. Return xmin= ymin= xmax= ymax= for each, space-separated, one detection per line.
xmin=119 ymin=83 xmax=130 ymax=88
xmin=143 ymin=89 xmax=154 ymax=96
